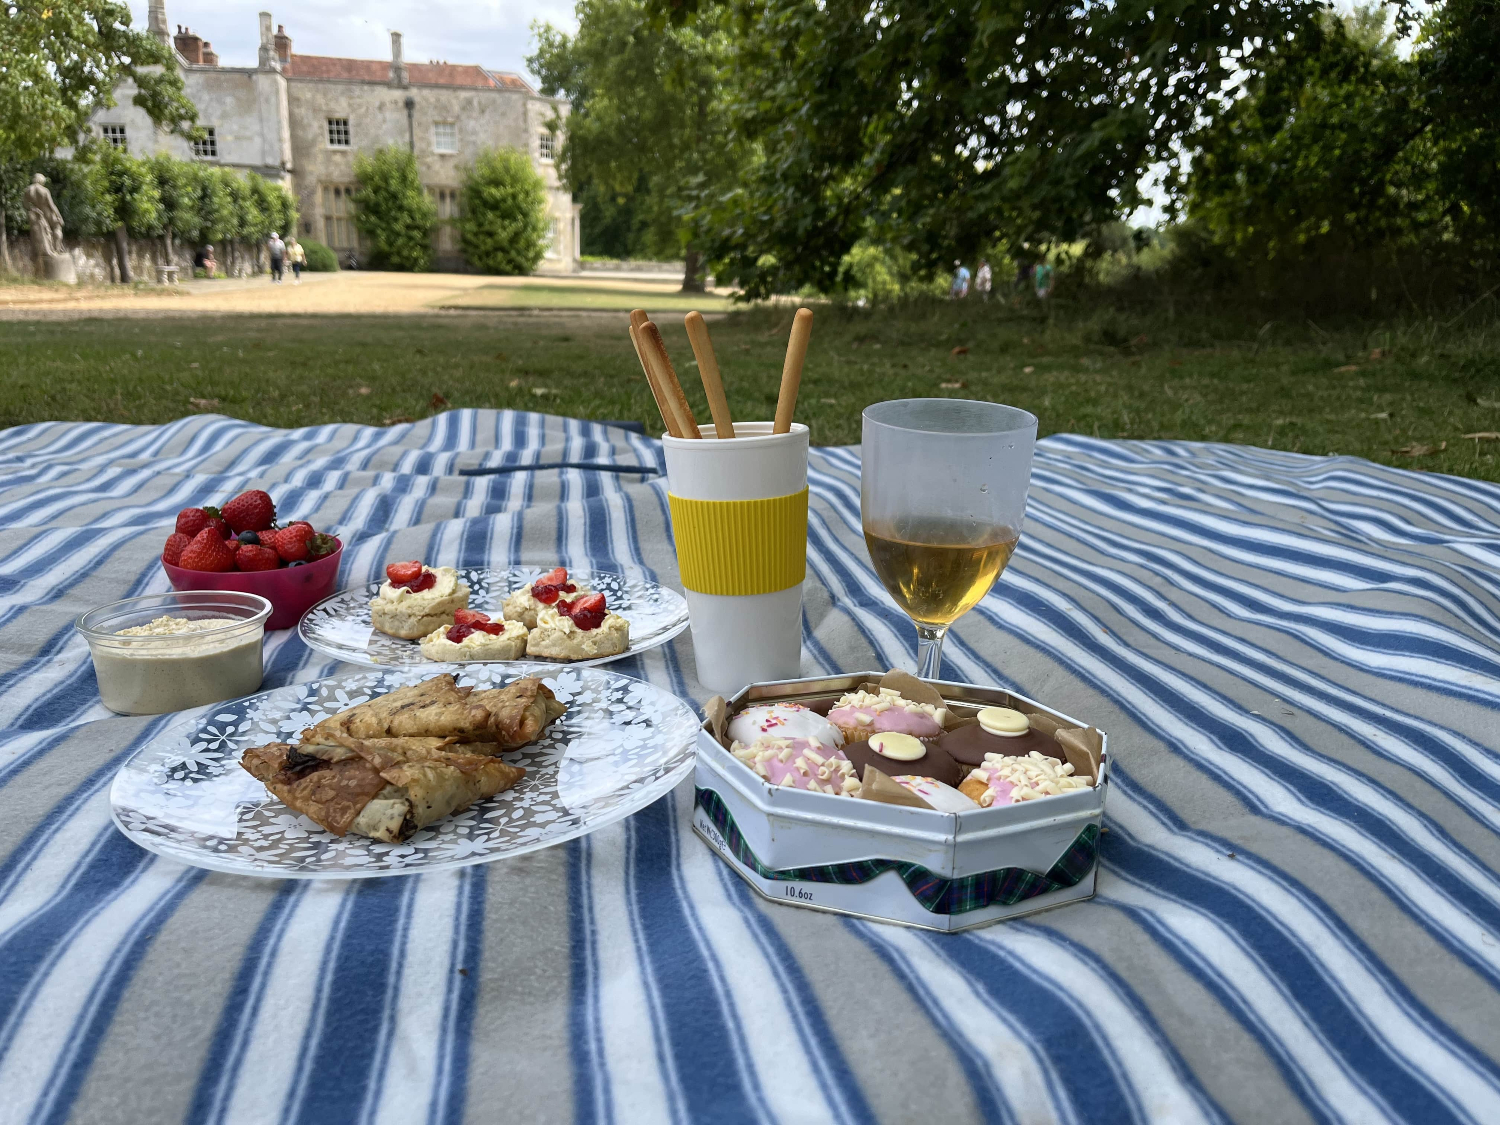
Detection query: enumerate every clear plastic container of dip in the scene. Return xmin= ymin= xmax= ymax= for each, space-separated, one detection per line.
xmin=77 ymin=591 xmax=272 ymax=715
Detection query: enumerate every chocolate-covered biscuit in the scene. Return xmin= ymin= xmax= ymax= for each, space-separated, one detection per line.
xmin=937 ymin=722 xmax=1061 ymax=767
xmin=842 ymin=733 xmax=963 ymax=788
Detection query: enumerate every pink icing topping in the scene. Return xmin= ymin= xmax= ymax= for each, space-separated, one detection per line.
xmin=731 ymin=737 xmax=859 ymax=796
xmin=966 ymin=766 xmax=1018 ymax=807
xmin=828 ymin=704 xmax=943 ymax=738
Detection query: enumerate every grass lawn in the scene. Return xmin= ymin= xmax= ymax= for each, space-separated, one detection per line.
xmin=2 ymin=302 xmax=1499 ymax=482
xmin=437 ymin=282 xmax=736 ymax=312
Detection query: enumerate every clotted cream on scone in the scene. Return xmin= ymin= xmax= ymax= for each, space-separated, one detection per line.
xmin=370 ymin=560 xmax=470 ymax=640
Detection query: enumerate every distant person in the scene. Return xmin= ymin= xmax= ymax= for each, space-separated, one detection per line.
xmin=974 ymin=258 xmax=992 ymax=302
xmin=950 ymin=259 xmax=970 ymax=299
xmin=1034 ymin=261 xmax=1055 ymax=300
xmin=1015 ymin=260 xmax=1032 ymax=292
xmin=193 ymin=244 xmax=216 ymax=278
xmin=286 ymin=236 xmax=306 ymax=284
xmin=267 ymin=231 xmax=286 ymax=283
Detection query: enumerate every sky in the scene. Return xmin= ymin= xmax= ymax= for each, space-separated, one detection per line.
xmin=129 ymin=1 xmax=579 ymax=83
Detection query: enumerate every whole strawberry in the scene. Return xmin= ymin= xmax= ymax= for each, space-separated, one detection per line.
xmin=175 ymin=508 xmax=210 ymax=537
xmin=222 ymin=490 xmax=276 ymax=533
xmin=177 ymin=527 xmax=238 ymax=572
xmin=271 ymin=523 xmax=314 ymax=562
xmin=162 ymin=531 xmax=193 ymax=566
xmin=236 ymin=544 xmax=282 ymax=571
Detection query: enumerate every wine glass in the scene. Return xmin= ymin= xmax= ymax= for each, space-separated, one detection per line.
xmin=861 ymin=399 xmax=1038 ymax=679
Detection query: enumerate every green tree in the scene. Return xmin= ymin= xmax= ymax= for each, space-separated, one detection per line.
xmin=457 ymin=147 xmax=550 ymax=275
xmin=147 ymin=153 xmax=203 ymax=257
xmin=194 ymin=165 xmax=236 ymax=255
xmin=529 ymin=0 xmax=740 ymax=290
xmin=648 ymin=0 xmax=1322 ymax=298
xmin=1185 ymin=8 xmax=1434 ymax=264
xmin=352 ymin=145 xmax=436 ymax=271
xmin=99 ymin=146 xmax=163 ymax=280
xmin=1417 ymin=0 xmax=1500 ymax=256
xmin=0 ymin=0 xmax=198 ymax=269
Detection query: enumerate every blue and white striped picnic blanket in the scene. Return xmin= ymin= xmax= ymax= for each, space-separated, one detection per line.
xmin=1 ymin=410 xmax=1498 ymax=1124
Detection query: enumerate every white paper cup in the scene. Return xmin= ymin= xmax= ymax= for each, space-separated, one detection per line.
xmin=663 ymin=422 xmax=810 ymax=695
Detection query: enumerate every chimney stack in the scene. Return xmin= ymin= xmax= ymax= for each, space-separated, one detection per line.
xmin=147 ymin=0 xmax=169 ymax=45
xmin=173 ymin=26 xmax=204 ymax=65
xmin=258 ymin=11 xmax=276 ymax=69
xmin=274 ymin=24 xmax=293 ymax=68
xmin=201 ymin=41 xmax=219 ymax=66
xmin=390 ymin=31 xmax=409 ymax=88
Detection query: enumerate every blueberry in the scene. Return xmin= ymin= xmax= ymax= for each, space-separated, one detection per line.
xmin=237 ymin=531 xmax=260 ymax=545
xmin=287 ymin=560 xmax=306 ymax=567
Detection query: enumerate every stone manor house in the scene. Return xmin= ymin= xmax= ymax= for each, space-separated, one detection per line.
xmin=93 ymin=2 xmax=579 ymax=272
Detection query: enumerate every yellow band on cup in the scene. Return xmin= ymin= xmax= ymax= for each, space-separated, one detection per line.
xmin=668 ymin=488 xmax=809 ymax=596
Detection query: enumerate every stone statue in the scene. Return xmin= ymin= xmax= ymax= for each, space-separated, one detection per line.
xmin=24 ymin=174 xmax=76 ymax=283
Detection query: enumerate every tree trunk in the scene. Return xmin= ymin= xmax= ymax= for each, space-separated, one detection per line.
xmin=0 ymin=207 xmax=9 ymax=274
xmin=681 ymin=245 xmax=704 ymax=294
xmin=114 ymin=226 xmax=133 ymax=283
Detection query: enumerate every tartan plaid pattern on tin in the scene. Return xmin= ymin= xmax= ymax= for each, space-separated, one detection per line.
xmin=695 ymin=787 xmax=1100 ymax=915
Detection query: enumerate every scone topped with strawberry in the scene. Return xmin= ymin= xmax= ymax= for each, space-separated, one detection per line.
xmin=525 ymin=592 xmax=630 ymax=661
xmin=370 ymin=560 xmax=471 ymax=640
xmin=502 ymin=567 xmax=592 ymax=630
xmin=419 ymin=608 xmax=527 ymax=662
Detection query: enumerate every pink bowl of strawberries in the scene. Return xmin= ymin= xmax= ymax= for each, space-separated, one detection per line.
xmin=161 ymin=490 xmax=344 ymax=630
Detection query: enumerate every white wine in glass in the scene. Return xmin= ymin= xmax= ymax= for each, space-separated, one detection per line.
xmin=862 ymin=400 xmax=1037 ymax=678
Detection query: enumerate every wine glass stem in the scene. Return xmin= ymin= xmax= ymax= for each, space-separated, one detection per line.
xmin=914 ymin=623 xmax=948 ymax=681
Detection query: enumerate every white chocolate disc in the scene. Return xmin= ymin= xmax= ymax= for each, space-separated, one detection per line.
xmin=977 ymin=707 xmax=1030 ymax=737
xmin=868 ymin=731 xmax=925 ymax=761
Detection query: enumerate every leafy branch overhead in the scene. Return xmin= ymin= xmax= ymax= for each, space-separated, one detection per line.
xmin=677 ymin=0 xmax=1327 ymax=297
xmin=528 ymin=0 xmax=746 ymax=291
xmin=0 ymin=0 xmax=199 ymax=164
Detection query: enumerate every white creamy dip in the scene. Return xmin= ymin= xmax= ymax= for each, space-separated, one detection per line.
xmin=91 ymin=615 xmax=264 ymax=715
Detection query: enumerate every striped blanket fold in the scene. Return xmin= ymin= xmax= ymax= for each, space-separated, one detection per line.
xmin=0 ymin=410 xmax=1497 ymax=1124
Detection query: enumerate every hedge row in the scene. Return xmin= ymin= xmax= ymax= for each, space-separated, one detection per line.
xmin=1 ymin=144 xmax=297 ymax=249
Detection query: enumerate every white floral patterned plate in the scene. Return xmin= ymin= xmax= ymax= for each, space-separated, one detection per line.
xmin=109 ymin=664 xmax=700 ymax=879
xmin=298 ymin=566 xmax=689 ymax=670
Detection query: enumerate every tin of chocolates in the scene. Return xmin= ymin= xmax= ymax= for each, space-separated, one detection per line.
xmin=692 ymin=670 xmax=1109 ymax=932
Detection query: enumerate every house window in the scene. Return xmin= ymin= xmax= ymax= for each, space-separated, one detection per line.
xmin=327 ymin=117 xmax=351 ymax=147
xmin=321 ymin=184 xmax=359 ymax=250
xmin=433 ymin=122 xmax=457 ymax=154
xmin=544 ymin=218 xmax=562 ymax=259
xmin=538 ymin=132 xmax=554 ymax=161
xmin=430 ymin=187 xmax=461 ymax=253
xmin=192 ymin=127 xmax=218 ymax=159
xmin=101 ymin=124 xmax=128 ymax=150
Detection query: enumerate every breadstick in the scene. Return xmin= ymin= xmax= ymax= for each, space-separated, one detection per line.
xmin=684 ymin=312 xmax=734 ymax=439
xmin=775 ymin=307 xmax=813 ymax=434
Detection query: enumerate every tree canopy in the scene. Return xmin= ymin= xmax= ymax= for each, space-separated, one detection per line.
xmin=655 ymin=0 xmax=1325 ymax=297
xmin=0 ymin=1 xmax=197 ymax=164
xmin=529 ymin=0 xmax=742 ymax=289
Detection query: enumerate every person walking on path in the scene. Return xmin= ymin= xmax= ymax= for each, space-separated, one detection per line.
xmin=974 ymin=258 xmax=992 ymax=302
xmin=286 ymin=237 xmax=306 ymax=284
xmin=1034 ymin=260 xmax=1055 ymax=301
xmin=950 ymin=259 xmax=971 ymax=299
xmin=267 ymin=232 xmax=286 ymax=283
